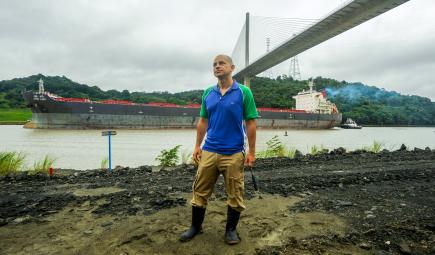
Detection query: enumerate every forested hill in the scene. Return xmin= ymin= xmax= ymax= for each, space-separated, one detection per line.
xmin=0 ymin=74 xmax=204 ymax=108
xmin=1 ymin=74 xmax=434 ymax=126
xmin=252 ymin=76 xmax=435 ymax=126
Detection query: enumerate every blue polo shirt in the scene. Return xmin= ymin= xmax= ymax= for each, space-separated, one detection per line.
xmin=200 ymin=81 xmax=258 ymax=155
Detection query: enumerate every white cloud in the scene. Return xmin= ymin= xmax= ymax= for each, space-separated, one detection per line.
xmin=0 ymin=0 xmax=434 ymax=100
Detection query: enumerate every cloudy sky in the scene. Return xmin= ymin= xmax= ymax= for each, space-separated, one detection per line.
xmin=1 ymin=0 xmax=434 ymax=100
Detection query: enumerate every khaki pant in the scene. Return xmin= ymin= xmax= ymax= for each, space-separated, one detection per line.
xmin=190 ymin=150 xmax=245 ymax=212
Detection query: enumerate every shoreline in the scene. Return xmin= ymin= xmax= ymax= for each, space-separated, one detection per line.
xmin=0 ymin=121 xmax=26 ymax=125
xmin=1 ymin=148 xmax=434 ymax=254
xmin=1 ymin=122 xmax=435 ymax=128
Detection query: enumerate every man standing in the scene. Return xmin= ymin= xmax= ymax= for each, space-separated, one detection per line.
xmin=179 ymin=55 xmax=258 ymax=244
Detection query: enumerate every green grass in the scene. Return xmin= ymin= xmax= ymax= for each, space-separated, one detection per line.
xmin=0 ymin=151 xmax=26 ymax=175
xmin=310 ymin=145 xmax=320 ymax=155
xmin=309 ymin=145 xmax=327 ymax=156
xmin=30 ymin=155 xmax=56 ymax=174
xmin=101 ymin=157 xmax=109 ymax=170
xmin=363 ymin=140 xmax=384 ymax=153
xmin=0 ymin=108 xmax=32 ymax=122
xmin=286 ymin=147 xmax=297 ymax=158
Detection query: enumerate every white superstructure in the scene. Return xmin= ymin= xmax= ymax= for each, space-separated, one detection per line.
xmin=292 ymin=81 xmax=338 ymax=114
xmin=38 ymin=78 xmax=44 ymax=93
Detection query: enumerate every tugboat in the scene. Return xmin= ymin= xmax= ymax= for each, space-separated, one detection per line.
xmin=341 ymin=118 xmax=362 ymax=129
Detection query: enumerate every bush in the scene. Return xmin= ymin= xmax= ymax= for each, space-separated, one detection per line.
xmin=256 ymin=136 xmax=287 ymax=158
xmin=31 ymin=155 xmax=56 ymax=174
xmin=156 ymin=145 xmax=181 ymax=167
xmin=0 ymin=151 xmax=25 ymax=175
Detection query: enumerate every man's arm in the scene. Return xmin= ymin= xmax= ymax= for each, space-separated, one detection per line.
xmin=193 ymin=117 xmax=208 ymax=164
xmin=245 ymin=119 xmax=257 ymax=167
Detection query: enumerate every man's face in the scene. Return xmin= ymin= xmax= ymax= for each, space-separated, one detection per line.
xmin=213 ymin=56 xmax=235 ymax=79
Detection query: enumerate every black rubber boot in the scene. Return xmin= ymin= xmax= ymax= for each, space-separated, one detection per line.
xmin=225 ymin=206 xmax=241 ymax=244
xmin=179 ymin=206 xmax=206 ymax=242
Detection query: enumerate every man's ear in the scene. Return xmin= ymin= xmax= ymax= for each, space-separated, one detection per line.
xmin=231 ymin=64 xmax=235 ymax=71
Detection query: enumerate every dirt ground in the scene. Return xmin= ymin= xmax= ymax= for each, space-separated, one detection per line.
xmin=1 ymin=146 xmax=434 ymax=255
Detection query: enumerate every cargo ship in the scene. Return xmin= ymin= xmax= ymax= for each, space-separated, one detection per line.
xmin=22 ymin=79 xmax=341 ymax=129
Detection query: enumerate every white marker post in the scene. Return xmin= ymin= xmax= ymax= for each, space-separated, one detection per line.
xmin=102 ymin=130 xmax=117 ymax=172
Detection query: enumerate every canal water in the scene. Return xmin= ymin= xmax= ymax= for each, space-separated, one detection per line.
xmin=0 ymin=125 xmax=434 ymax=170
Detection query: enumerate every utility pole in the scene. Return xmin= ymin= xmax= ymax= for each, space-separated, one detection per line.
xmin=289 ymin=55 xmax=301 ymax=80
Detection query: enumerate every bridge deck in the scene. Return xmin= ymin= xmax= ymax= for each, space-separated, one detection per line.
xmin=233 ymin=0 xmax=409 ymax=81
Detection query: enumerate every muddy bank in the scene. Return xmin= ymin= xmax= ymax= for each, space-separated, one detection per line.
xmin=1 ymin=147 xmax=434 ymax=254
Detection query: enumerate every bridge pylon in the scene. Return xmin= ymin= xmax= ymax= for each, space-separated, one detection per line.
xmin=233 ymin=0 xmax=409 ymax=82
xmin=243 ymin=12 xmax=251 ymax=87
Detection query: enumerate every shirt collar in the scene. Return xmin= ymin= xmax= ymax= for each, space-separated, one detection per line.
xmin=214 ymin=81 xmax=239 ymax=92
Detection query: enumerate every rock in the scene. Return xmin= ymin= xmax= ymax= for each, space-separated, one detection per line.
xmin=359 ymin=242 xmax=372 ymax=250
xmin=0 ymin=218 xmax=7 ymax=226
xmin=13 ymin=215 xmax=31 ymax=224
xmin=294 ymin=150 xmax=303 ymax=159
xmin=413 ymin=147 xmax=424 ymax=152
xmin=139 ymin=165 xmax=152 ymax=173
xmin=337 ymin=200 xmax=353 ymax=206
xmin=331 ymin=147 xmax=346 ymax=155
xmin=167 ymin=186 xmax=172 ymax=191
xmin=398 ymin=241 xmax=412 ymax=255
xmin=16 ymin=171 xmax=28 ymax=180
xmin=424 ymin=146 xmax=431 ymax=152
xmin=398 ymin=144 xmax=407 ymax=151
xmin=363 ymin=228 xmax=375 ymax=235
xmin=352 ymin=149 xmax=366 ymax=154
xmin=373 ymin=251 xmax=390 ymax=255
xmin=84 ymin=230 xmax=93 ymax=235
xmin=101 ymin=221 xmax=113 ymax=227
xmin=365 ymin=214 xmax=376 ymax=219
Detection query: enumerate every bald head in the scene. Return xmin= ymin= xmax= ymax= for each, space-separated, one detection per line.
xmin=214 ymin=54 xmax=233 ymax=65
xmin=213 ymin=54 xmax=235 ymax=80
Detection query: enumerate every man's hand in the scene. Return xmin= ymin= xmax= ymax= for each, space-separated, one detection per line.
xmin=244 ymin=151 xmax=256 ymax=167
xmin=192 ymin=146 xmax=202 ymax=165
xmin=244 ymin=119 xmax=256 ymax=168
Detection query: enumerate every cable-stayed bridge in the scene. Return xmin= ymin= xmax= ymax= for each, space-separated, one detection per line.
xmin=231 ymin=0 xmax=409 ymax=86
